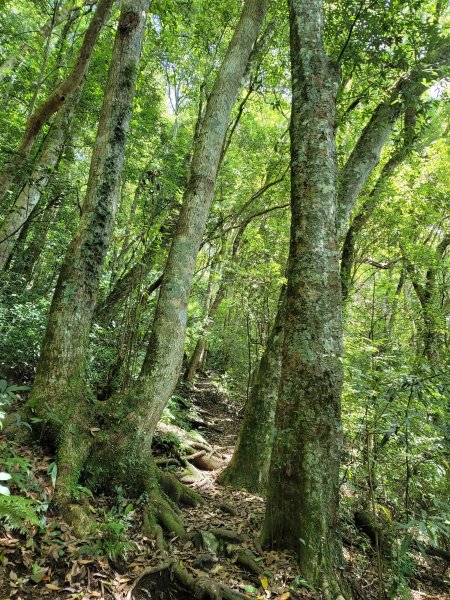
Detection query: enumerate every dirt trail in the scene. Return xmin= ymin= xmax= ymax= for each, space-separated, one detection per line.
xmin=1 ymin=379 xmax=448 ymax=599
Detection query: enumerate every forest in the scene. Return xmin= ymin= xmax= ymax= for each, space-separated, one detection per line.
xmin=0 ymin=0 xmax=449 ymax=599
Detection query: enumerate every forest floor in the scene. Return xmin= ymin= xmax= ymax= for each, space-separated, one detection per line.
xmin=0 ymin=378 xmax=449 ymax=600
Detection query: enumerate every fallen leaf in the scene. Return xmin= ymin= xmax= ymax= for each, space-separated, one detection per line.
xmin=45 ymin=583 xmax=62 ymax=590
xmin=260 ymin=575 xmax=269 ymax=590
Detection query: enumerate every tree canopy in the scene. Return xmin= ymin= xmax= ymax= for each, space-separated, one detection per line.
xmin=0 ymin=1 xmax=449 ymax=599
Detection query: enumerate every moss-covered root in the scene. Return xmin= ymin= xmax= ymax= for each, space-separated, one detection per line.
xmin=52 ymin=430 xmax=97 ymax=537
xmin=59 ymin=503 xmax=99 ymax=538
xmin=129 ymin=561 xmax=249 ymax=599
xmin=142 ymin=471 xmax=202 ymax=545
xmin=158 ymin=470 xmax=203 ymax=507
xmin=142 ymin=488 xmax=186 ymax=541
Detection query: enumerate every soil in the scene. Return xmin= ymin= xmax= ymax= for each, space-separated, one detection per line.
xmin=0 ymin=378 xmax=449 ymax=599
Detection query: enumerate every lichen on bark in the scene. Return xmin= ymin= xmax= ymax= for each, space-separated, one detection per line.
xmin=261 ymin=1 xmax=349 ymax=597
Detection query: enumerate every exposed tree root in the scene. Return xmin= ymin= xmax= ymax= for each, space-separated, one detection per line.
xmin=127 ymin=560 xmax=249 ymax=600
xmin=142 ymin=469 xmax=203 ymax=543
xmin=158 ymin=469 xmax=203 ymax=507
xmin=57 ymin=501 xmax=99 ymax=538
xmin=235 ymin=549 xmax=263 ymax=575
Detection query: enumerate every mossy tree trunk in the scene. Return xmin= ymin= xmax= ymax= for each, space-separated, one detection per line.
xmin=28 ymin=0 xmax=149 ymax=509
xmin=27 ymin=0 xmax=268 ymax=534
xmin=219 ymin=287 xmax=285 ymax=494
xmin=261 ymin=1 xmax=346 ymax=596
xmin=100 ymin=0 xmax=269 ymax=455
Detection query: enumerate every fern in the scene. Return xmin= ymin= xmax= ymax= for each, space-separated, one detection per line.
xmin=0 ymin=494 xmax=40 ymax=531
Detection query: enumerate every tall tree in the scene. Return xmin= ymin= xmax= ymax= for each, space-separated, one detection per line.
xmin=219 ymin=286 xmax=285 ymax=493
xmin=28 ymin=0 xmax=149 ymax=524
xmin=28 ymin=0 xmax=269 ymax=535
xmin=261 ymin=0 xmax=347 ymax=595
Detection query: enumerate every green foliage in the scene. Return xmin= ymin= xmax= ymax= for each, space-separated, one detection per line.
xmin=0 ymin=494 xmax=40 ymax=532
xmin=0 ymin=298 xmax=49 ymax=380
xmin=0 ymin=0 xmax=448 ymax=594
xmin=0 ymin=379 xmax=41 ymax=532
xmin=78 ymin=512 xmax=137 ymax=562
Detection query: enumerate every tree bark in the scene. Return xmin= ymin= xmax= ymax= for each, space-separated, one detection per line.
xmin=0 ymin=93 xmax=79 ymax=270
xmin=261 ymin=1 xmax=347 ymax=596
xmin=104 ymin=0 xmax=269 ymax=453
xmin=219 ymin=288 xmax=285 ymax=494
xmin=27 ymin=0 xmax=149 ymax=507
xmin=0 ymin=0 xmax=113 ymax=203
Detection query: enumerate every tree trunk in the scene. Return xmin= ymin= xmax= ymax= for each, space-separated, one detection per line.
xmin=26 ymin=0 xmax=267 ymax=537
xmin=219 ymin=288 xmax=285 ymax=494
xmin=0 ymin=0 xmax=113 ymax=203
xmin=103 ymin=0 xmax=269 ymax=454
xmin=27 ymin=0 xmax=149 ymax=508
xmin=0 ymin=93 xmax=79 ymax=270
xmin=261 ymin=1 xmax=347 ymax=596
xmin=184 ymin=280 xmax=227 ymax=382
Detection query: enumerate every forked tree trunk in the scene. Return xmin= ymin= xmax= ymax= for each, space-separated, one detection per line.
xmin=219 ymin=288 xmax=285 ymax=494
xmin=261 ymin=1 xmax=347 ymax=596
xmin=0 ymin=93 xmax=80 ymax=270
xmin=27 ymin=0 xmax=268 ymax=536
xmin=28 ymin=0 xmax=149 ymax=510
xmin=0 ymin=0 xmax=113 ymax=203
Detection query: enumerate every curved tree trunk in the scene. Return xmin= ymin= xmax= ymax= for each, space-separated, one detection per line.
xmin=219 ymin=288 xmax=285 ymax=494
xmin=0 ymin=93 xmax=80 ymax=270
xmin=261 ymin=1 xmax=347 ymax=596
xmin=102 ymin=0 xmax=269 ymax=458
xmin=28 ymin=0 xmax=149 ymax=510
xmin=337 ymin=41 xmax=450 ymax=235
xmin=0 ymin=0 xmax=113 ymax=203
xmin=340 ymin=106 xmax=418 ymax=300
